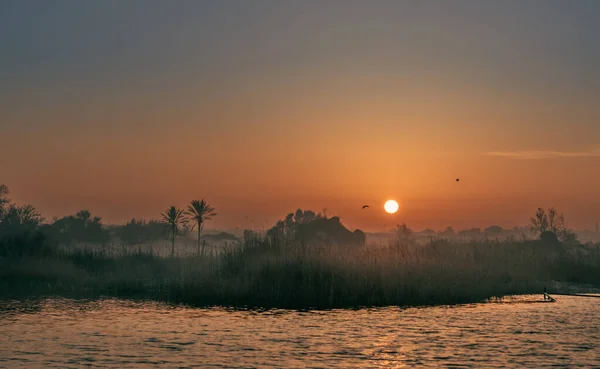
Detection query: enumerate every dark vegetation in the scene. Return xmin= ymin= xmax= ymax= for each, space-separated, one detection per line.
xmin=1 ymin=184 xmax=599 ymax=309
xmin=266 ymin=208 xmax=366 ymax=246
xmin=117 ymin=218 xmax=167 ymax=246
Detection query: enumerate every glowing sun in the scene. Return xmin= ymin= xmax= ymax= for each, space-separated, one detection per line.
xmin=384 ymin=200 xmax=399 ymax=214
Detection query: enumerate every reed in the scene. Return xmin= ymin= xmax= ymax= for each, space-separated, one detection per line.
xmin=1 ymin=237 xmax=598 ymax=309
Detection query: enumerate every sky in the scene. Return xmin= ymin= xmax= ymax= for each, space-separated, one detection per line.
xmin=1 ymin=0 xmax=600 ymax=232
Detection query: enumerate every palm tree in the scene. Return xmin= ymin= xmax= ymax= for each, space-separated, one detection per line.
xmin=184 ymin=199 xmax=217 ymax=257
xmin=160 ymin=206 xmax=186 ymax=257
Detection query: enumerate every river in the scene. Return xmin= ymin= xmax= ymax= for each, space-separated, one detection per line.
xmin=1 ymin=295 xmax=598 ymax=368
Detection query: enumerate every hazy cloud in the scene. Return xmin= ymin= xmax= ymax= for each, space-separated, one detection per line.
xmin=484 ymin=146 xmax=600 ymax=160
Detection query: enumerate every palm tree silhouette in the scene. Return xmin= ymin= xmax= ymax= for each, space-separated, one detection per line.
xmin=184 ymin=199 xmax=217 ymax=257
xmin=160 ymin=206 xmax=186 ymax=257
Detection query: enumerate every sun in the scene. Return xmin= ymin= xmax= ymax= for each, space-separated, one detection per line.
xmin=384 ymin=200 xmax=399 ymax=214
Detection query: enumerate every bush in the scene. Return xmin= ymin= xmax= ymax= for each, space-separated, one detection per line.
xmin=540 ymin=231 xmax=559 ymax=244
xmin=0 ymin=229 xmax=56 ymax=258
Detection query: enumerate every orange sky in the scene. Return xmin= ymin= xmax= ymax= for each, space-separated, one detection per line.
xmin=2 ymin=1 xmax=600 ymax=231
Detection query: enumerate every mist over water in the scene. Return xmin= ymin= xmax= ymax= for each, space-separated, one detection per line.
xmin=1 ymin=296 xmax=598 ymax=368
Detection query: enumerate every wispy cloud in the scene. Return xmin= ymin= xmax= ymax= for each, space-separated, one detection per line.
xmin=484 ymin=146 xmax=600 ymax=160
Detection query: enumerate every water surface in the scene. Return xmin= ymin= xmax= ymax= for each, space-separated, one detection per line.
xmin=1 ymin=296 xmax=598 ymax=368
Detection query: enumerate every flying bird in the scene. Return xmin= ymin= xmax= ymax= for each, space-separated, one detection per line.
xmin=362 ymin=205 xmax=370 ymax=209
xmin=456 ymin=178 xmax=460 ymax=182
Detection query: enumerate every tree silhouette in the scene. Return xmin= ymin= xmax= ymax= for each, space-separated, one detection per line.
xmin=394 ymin=223 xmax=414 ymax=244
xmin=441 ymin=226 xmax=455 ymax=238
xmin=485 ymin=225 xmax=504 ymax=234
xmin=184 ymin=199 xmax=217 ymax=257
xmin=267 ymin=209 xmax=365 ymax=246
xmin=0 ymin=184 xmax=9 ymax=217
xmin=531 ymin=208 xmax=549 ymax=234
xmin=45 ymin=210 xmax=109 ymax=246
xmin=76 ymin=210 xmax=91 ymax=223
xmin=294 ymin=209 xmax=304 ymax=224
xmin=161 ymin=206 xmax=186 ymax=257
xmin=1 ymin=204 xmax=43 ymax=234
xmin=118 ymin=218 xmax=166 ymax=246
xmin=0 ymin=185 xmax=48 ymax=257
xmin=530 ymin=208 xmax=564 ymax=236
xmin=529 ymin=207 xmax=577 ymax=243
xmin=303 ymin=210 xmax=316 ymax=223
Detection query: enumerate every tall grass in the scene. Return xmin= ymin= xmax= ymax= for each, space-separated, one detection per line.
xmin=1 ymin=237 xmax=599 ymax=309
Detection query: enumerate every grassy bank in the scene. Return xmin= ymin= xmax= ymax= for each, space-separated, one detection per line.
xmin=1 ymin=238 xmax=599 ymax=309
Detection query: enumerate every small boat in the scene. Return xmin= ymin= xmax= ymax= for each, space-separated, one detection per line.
xmin=543 ymin=292 xmax=556 ymax=302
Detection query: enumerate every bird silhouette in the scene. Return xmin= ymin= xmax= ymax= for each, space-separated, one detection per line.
xmin=456 ymin=178 xmax=460 ymax=182
xmin=362 ymin=205 xmax=370 ymax=209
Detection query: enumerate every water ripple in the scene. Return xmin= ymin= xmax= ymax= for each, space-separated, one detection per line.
xmin=0 ymin=295 xmax=598 ymax=368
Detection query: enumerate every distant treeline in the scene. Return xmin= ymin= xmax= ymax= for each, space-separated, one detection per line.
xmin=0 ymin=182 xmax=591 ymax=260
xmin=0 ymin=184 xmax=213 ymax=258
xmin=381 ymin=207 xmax=584 ymax=245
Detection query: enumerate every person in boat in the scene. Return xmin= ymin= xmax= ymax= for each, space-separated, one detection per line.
xmin=543 ymin=287 xmax=556 ymax=302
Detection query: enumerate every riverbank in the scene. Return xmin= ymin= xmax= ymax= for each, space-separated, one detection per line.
xmin=2 ymin=239 xmax=599 ymax=309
